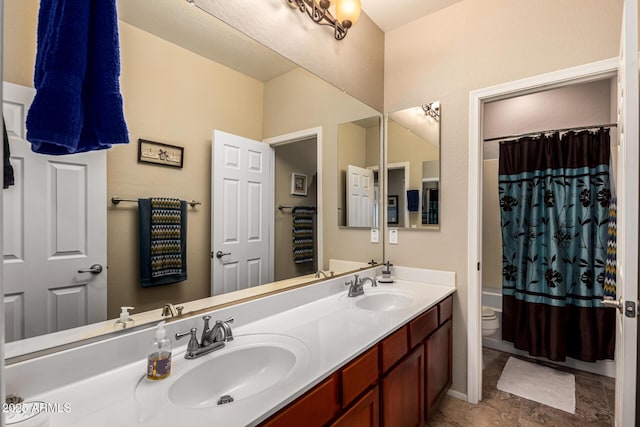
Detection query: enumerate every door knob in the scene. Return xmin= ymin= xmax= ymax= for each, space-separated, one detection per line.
xmin=602 ymin=296 xmax=623 ymax=313
xmin=216 ymin=251 xmax=231 ymax=259
xmin=78 ymin=264 xmax=103 ymax=274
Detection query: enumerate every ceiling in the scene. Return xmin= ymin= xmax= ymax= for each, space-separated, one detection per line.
xmin=360 ymin=0 xmax=463 ymax=32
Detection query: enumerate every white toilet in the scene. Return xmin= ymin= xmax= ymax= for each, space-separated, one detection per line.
xmin=482 ymin=306 xmax=499 ymax=337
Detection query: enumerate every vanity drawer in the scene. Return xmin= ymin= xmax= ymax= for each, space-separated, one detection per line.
xmin=380 ymin=325 xmax=408 ymax=373
xmin=340 ymin=346 xmax=379 ymax=407
xmin=439 ymin=295 xmax=453 ymax=325
xmin=408 ymin=306 xmax=438 ymax=348
xmin=261 ymin=373 xmax=340 ymax=427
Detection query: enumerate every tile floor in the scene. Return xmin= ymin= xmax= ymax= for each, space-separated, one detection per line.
xmin=427 ymin=348 xmax=615 ymax=426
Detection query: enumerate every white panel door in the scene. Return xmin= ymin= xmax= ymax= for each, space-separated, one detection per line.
xmin=346 ymin=164 xmax=374 ymax=227
xmin=613 ymin=1 xmax=638 ymax=425
xmin=211 ymin=130 xmax=272 ymax=295
xmin=3 ymin=82 xmax=107 ymax=341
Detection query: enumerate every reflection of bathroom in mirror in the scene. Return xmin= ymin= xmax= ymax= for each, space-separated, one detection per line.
xmin=337 ymin=116 xmax=381 ymax=228
xmin=386 ymin=102 xmax=441 ymax=229
xmin=2 ymin=0 xmax=383 ymax=358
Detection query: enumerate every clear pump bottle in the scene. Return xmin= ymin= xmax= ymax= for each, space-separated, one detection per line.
xmin=114 ymin=306 xmax=135 ymax=330
xmin=146 ymin=321 xmax=172 ymax=380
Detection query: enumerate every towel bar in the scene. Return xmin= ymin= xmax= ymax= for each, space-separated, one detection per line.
xmin=111 ymin=197 xmax=201 ymax=208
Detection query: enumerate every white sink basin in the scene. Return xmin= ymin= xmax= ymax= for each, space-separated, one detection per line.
xmin=136 ymin=334 xmax=310 ymax=409
xmin=339 ymin=287 xmax=417 ymax=312
xmin=355 ymin=293 xmax=414 ymax=311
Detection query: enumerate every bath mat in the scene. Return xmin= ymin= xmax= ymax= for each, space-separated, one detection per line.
xmin=497 ymin=356 xmax=575 ymax=414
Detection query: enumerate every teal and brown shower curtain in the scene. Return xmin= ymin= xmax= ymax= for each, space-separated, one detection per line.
xmin=499 ymin=129 xmax=615 ymax=362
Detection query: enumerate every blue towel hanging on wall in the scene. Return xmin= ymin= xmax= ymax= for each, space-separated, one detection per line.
xmin=139 ymin=198 xmax=188 ymax=287
xmin=407 ymin=190 xmax=419 ymax=212
xmin=26 ymin=0 xmax=129 ymax=155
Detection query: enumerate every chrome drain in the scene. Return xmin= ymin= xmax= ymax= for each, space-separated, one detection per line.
xmin=217 ymin=394 xmax=234 ymax=405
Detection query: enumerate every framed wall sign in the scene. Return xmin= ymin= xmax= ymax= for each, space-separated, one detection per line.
xmin=138 ymin=139 xmax=184 ymax=168
xmin=291 ymin=172 xmax=308 ymax=196
xmin=387 ymin=195 xmax=399 ymax=224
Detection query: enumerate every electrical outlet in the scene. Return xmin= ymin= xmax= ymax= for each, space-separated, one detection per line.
xmin=389 ymin=228 xmax=398 ymax=244
xmin=371 ymin=228 xmax=379 ymax=243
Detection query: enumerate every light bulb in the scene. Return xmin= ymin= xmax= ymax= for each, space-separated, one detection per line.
xmin=335 ymin=0 xmax=361 ymax=28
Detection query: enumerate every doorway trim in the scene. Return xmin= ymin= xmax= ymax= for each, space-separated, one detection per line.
xmin=467 ymin=57 xmax=619 ymax=404
xmin=264 ymin=127 xmax=323 ymax=272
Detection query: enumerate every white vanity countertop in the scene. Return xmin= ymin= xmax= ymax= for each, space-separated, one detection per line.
xmin=16 ymin=269 xmax=455 ymax=427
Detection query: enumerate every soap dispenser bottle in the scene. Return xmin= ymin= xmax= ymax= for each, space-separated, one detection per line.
xmin=147 ymin=321 xmax=172 ymax=380
xmin=114 ymin=306 xmax=135 ymax=330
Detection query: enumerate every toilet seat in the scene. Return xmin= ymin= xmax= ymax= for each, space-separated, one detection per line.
xmin=482 ymin=307 xmax=497 ymax=319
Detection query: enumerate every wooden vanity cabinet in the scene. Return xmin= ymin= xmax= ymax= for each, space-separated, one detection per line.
xmin=259 ymin=295 xmax=453 ymax=427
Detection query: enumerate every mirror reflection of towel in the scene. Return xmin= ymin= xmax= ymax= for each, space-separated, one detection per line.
xmin=292 ymin=206 xmax=315 ymax=264
xmin=407 ymin=190 xmax=419 ymax=211
xmin=139 ymin=198 xmax=187 ymax=287
xmin=26 ymin=0 xmax=129 ymax=154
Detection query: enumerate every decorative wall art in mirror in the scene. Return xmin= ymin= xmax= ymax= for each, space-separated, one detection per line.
xmin=2 ymin=0 xmax=383 ymax=360
xmin=386 ymin=102 xmax=441 ymax=229
xmin=337 ymin=116 xmax=382 ymax=228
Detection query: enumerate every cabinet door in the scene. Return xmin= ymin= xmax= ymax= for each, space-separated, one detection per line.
xmin=261 ymin=374 xmax=340 ymax=427
xmin=381 ymin=346 xmax=424 ymax=427
xmin=331 ymin=385 xmax=379 ymax=427
xmin=425 ymin=319 xmax=452 ymax=418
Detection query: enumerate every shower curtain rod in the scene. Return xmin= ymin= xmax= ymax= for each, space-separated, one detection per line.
xmin=483 ymin=123 xmax=618 ymax=143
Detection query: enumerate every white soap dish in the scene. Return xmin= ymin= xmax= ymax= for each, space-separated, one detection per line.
xmin=376 ymin=275 xmax=395 ymax=283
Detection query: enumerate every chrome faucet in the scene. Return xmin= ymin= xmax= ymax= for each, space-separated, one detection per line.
xmin=210 ymin=318 xmax=234 ymax=343
xmin=315 ymin=270 xmax=335 ymax=278
xmin=175 ymin=316 xmax=233 ymax=359
xmin=345 ymin=274 xmax=374 ymax=297
xmin=161 ymin=303 xmax=184 ymax=318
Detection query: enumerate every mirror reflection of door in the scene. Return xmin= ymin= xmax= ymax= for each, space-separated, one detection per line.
xmin=337 ymin=116 xmax=381 ymax=228
xmin=346 ymin=164 xmax=374 ymax=227
xmin=3 ymin=83 xmax=107 ymax=342
xmin=387 ymin=102 xmax=440 ymax=229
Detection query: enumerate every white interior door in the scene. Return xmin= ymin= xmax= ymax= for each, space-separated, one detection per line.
xmin=3 ymin=82 xmax=107 ymax=342
xmin=346 ymin=164 xmax=374 ymax=227
xmin=211 ymin=130 xmax=272 ymax=296
xmin=613 ymin=1 xmax=638 ymax=425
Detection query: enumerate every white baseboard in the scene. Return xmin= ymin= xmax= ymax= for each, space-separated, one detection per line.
xmin=446 ymin=389 xmax=468 ymax=402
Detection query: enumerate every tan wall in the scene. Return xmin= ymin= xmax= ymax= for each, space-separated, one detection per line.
xmin=263 ymin=68 xmax=383 ymax=267
xmin=274 ymin=139 xmax=318 ymax=280
xmin=3 ymin=0 xmax=38 ymax=87
xmin=384 ymin=0 xmax=624 ymax=394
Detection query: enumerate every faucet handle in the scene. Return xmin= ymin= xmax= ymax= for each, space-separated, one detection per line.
xmin=175 ymin=328 xmax=200 ymax=354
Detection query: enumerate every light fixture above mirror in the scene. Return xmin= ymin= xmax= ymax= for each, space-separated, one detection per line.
xmin=288 ymin=0 xmax=362 ymax=40
xmin=422 ymin=101 xmax=440 ymax=122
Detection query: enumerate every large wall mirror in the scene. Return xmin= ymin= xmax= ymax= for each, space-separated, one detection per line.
xmin=386 ymin=102 xmax=441 ymax=229
xmin=3 ymin=0 xmax=383 ymax=359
